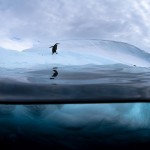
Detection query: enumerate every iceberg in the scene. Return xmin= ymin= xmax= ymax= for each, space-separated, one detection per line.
xmin=1 ymin=39 xmax=150 ymax=101
xmin=1 ymin=39 xmax=150 ymax=68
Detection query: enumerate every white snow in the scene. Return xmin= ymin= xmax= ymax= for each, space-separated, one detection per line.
xmin=1 ymin=39 xmax=150 ymax=68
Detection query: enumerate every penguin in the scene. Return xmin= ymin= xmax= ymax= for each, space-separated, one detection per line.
xmin=49 ymin=43 xmax=60 ymax=54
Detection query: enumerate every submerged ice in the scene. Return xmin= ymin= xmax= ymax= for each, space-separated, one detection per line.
xmin=1 ymin=103 xmax=150 ymax=149
xmin=1 ymin=39 xmax=150 ymax=68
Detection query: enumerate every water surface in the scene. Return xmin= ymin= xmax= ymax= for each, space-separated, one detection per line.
xmin=0 ymin=64 xmax=150 ymax=102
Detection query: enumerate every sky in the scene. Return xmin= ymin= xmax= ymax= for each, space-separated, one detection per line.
xmin=0 ymin=0 xmax=150 ymax=51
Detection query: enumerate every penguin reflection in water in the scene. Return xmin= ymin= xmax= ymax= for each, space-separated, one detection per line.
xmin=50 ymin=68 xmax=58 ymax=79
xmin=49 ymin=43 xmax=60 ymax=55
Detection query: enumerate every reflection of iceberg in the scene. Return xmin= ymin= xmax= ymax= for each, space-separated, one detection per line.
xmin=1 ymin=39 xmax=150 ymax=68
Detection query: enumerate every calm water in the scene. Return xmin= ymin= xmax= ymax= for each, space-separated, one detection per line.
xmin=0 ymin=64 xmax=150 ymax=102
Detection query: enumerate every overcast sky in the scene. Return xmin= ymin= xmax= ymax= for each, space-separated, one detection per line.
xmin=0 ymin=0 xmax=150 ymax=51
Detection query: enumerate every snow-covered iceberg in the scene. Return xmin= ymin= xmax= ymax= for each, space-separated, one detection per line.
xmin=1 ymin=39 xmax=150 ymax=68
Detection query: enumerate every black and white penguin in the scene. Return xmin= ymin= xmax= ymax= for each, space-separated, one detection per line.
xmin=49 ymin=43 xmax=60 ymax=54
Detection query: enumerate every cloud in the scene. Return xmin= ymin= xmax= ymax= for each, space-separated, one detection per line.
xmin=0 ymin=0 xmax=150 ymax=51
